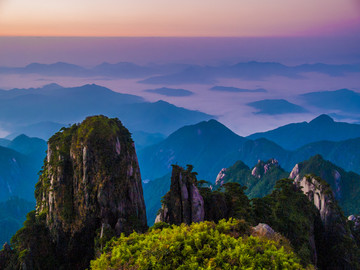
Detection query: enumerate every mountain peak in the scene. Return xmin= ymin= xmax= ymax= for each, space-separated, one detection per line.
xmin=41 ymin=83 xmax=63 ymax=90
xmin=35 ymin=115 xmax=147 ymax=268
xmin=309 ymin=114 xmax=334 ymax=125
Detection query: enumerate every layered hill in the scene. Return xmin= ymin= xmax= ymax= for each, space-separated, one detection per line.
xmin=215 ymin=159 xmax=289 ymax=198
xmin=248 ymin=114 xmax=360 ymax=150
xmin=138 ymin=119 xmax=248 ymax=181
xmin=301 ymin=88 xmax=360 ymax=114
xmin=0 ymin=84 xmax=212 ymax=137
xmin=139 ymin=61 xmax=360 ymax=85
xmin=0 ymin=135 xmax=46 ymax=202
xmin=139 ymin=117 xmax=360 ymax=185
xmin=0 ymin=197 xmax=34 ymax=246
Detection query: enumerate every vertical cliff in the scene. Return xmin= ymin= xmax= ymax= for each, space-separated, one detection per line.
xmin=34 ymin=115 xmax=147 ymax=268
xmin=155 ymin=165 xmax=253 ymax=226
xmin=289 ymin=154 xmax=360 ymax=216
xmin=155 ymin=165 xmax=205 ymax=225
xmin=290 ymin=167 xmax=360 ymax=269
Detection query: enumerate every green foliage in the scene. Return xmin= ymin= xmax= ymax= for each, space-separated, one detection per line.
xmin=90 ymin=219 xmax=303 ymax=270
xmin=222 ymin=183 xmax=253 ymax=222
xmin=9 ymin=211 xmax=57 ymax=269
xmin=251 ymin=178 xmax=319 ymax=266
xmin=198 ymin=181 xmax=254 ymax=224
xmin=94 ymin=225 xmax=116 ymax=256
xmin=295 ymin=154 xmax=360 ymax=216
xmin=219 ymin=160 xmax=288 ymax=199
xmin=149 ymin=222 xmax=171 ymax=232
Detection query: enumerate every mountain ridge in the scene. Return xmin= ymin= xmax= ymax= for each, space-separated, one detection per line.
xmin=0 ymin=84 xmax=212 ymax=136
xmin=248 ymin=114 xmax=360 ymax=150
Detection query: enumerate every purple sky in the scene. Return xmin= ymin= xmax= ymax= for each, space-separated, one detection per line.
xmin=1 ymin=36 xmax=360 ymax=67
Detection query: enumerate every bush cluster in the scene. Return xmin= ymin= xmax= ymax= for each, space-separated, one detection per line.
xmin=90 ymin=219 xmax=303 ymax=270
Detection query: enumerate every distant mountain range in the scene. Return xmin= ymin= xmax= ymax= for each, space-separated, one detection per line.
xmin=6 ymin=121 xmax=65 ymax=140
xmin=0 ymin=197 xmax=34 ymax=245
xmin=0 ymin=62 xmax=174 ymax=78
xmin=0 ymin=135 xmax=46 ymax=202
xmin=138 ymin=119 xmax=247 ymax=181
xmin=143 ymin=173 xmax=171 ymax=225
xmin=210 ymin=86 xmax=267 ymax=93
xmin=247 ymin=99 xmax=307 ymax=115
xmin=138 ymin=119 xmax=285 ymax=182
xmin=1 ymin=61 xmax=358 ymax=83
xmin=243 ymin=88 xmax=360 ymax=119
xmin=132 ymin=131 xmax=166 ymax=151
xmin=138 ymin=115 xmax=360 ymax=183
xmin=0 ymin=84 xmax=212 ymax=137
xmin=144 ymin=87 xmax=193 ymax=97
xmin=139 ymin=61 xmax=360 ymax=85
xmin=301 ymin=88 xmax=360 ymax=115
xmin=248 ymin=114 xmax=360 ymax=149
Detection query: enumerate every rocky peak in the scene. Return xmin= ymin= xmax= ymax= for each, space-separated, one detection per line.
xmin=288 ymin=154 xmax=360 ymax=216
xmin=294 ymin=175 xmax=334 ymax=225
xmin=293 ymin=173 xmax=360 ymax=268
xmin=215 ymin=168 xmax=227 ymax=186
xmin=155 ymin=165 xmax=205 ymax=225
xmin=289 ymin=163 xmax=300 ymax=179
xmin=309 ymin=114 xmax=334 ymax=125
xmin=251 ymin=158 xmax=279 ymax=179
xmin=35 ymin=115 xmax=147 ymax=268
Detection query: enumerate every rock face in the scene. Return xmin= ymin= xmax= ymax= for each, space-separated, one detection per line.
xmin=348 ymin=215 xmax=360 ymax=228
xmin=251 ymin=158 xmax=280 ymax=178
xmin=155 ymin=165 xmax=205 ymax=225
xmin=291 ymin=169 xmax=359 ymax=269
xmin=215 ymin=168 xmax=227 ymax=186
xmin=289 ymin=154 xmax=360 ymax=216
xmin=215 ymin=159 xmax=288 ymax=199
xmin=293 ymin=175 xmax=334 ymax=226
xmin=253 ymin=223 xmax=276 ymax=238
xmin=35 ymin=116 xmax=147 ymax=268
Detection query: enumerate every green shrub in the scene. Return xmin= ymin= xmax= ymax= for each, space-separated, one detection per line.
xmin=91 ymin=219 xmax=303 ymax=270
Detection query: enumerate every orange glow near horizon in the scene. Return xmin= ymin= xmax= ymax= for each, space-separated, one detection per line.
xmin=0 ymin=0 xmax=359 ymax=37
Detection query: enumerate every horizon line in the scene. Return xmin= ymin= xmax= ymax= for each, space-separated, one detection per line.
xmin=0 ymin=34 xmax=354 ymax=39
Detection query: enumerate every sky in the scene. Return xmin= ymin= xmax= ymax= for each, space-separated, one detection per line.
xmin=0 ymin=0 xmax=360 ymax=137
xmin=1 ymin=36 xmax=360 ymax=67
xmin=0 ymin=0 xmax=359 ymax=37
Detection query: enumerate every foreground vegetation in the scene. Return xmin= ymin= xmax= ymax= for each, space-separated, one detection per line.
xmin=90 ymin=219 xmax=304 ymax=270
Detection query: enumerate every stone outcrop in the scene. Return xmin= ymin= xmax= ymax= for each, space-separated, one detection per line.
xmin=155 ymin=165 xmax=205 ymax=225
xmin=293 ymin=175 xmax=334 ymax=226
xmin=290 ymin=165 xmax=359 ymax=269
xmin=35 ymin=116 xmax=147 ymax=269
xmin=251 ymin=159 xmax=280 ymax=178
xmin=348 ymin=215 xmax=360 ymax=228
xmin=215 ymin=159 xmax=288 ymax=199
xmin=289 ymin=154 xmax=360 ymax=216
xmin=252 ymin=223 xmax=276 ymax=238
xmin=215 ymin=168 xmax=227 ymax=186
